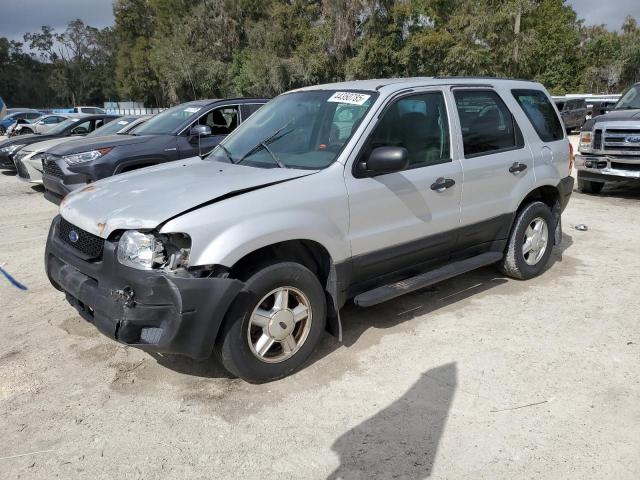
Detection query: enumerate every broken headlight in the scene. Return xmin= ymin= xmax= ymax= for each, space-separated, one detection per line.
xmin=117 ymin=230 xmax=190 ymax=271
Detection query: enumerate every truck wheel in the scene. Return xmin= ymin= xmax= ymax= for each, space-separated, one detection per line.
xmin=499 ymin=201 xmax=554 ymax=280
xmin=215 ymin=261 xmax=327 ymax=383
xmin=578 ymin=177 xmax=604 ymax=194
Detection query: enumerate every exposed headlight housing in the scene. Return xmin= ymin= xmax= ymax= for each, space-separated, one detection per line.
xmin=578 ymin=131 xmax=592 ymax=153
xmin=0 ymin=144 xmax=25 ymax=154
xmin=117 ymin=230 xmax=190 ymax=271
xmin=63 ymin=147 xmax=112 ymax=165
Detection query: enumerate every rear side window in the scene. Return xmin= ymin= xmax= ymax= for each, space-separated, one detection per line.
xmin=512 ymin=89 xmax=564 ymax=142
xmin=454 ymin=90 xmax=522 ymax=157
xmin=242 ymin=103 xmax=264 ymax=120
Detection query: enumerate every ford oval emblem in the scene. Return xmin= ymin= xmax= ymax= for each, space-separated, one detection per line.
xmin=68 ymin=230 xmax=79 ymax=243
xmin=626 ymin=135 xmax=640 ymax=143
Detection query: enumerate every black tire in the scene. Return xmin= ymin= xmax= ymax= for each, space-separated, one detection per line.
xmin=215 ymin=261 xmax=327 ymax=383
xmin=0 ymin=126 xmax=5 ymax=135
xmin=499 ymin=201 xmax=554 ymax=280
xmin=19 ymin=128 xmax=33 ymax=135
xmin=577 ymin=177 xmax=604 ymax=194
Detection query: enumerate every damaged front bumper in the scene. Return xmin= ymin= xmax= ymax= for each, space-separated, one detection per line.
xmin=45 ymin=215 xmax=244 ymax=359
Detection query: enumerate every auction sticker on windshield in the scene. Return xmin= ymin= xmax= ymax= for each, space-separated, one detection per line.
xmin=328 ymin=92 xmax=371 ymax=105
xmin=184 ymin=107 xmax=201 ymax=114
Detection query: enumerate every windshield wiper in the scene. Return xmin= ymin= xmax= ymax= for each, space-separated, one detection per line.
xmin=237 ymin=124 xmax=295 ymax=168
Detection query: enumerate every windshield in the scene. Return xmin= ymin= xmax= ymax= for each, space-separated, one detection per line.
xmin=86 ymin=116 xmax=137 ymax=137
xmin=208 ymin=90 xmax=377 ymax=169
xmin=614 ymin=85 xmax=640 ymax=110
xmin=133 ymin=103 xmax=203 ymax=135
xmin=47 ymin=117 xmax=83 ymax=135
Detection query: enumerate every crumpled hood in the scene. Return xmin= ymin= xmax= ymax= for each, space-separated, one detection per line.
xmin=60 ymin=157 xmax=317 ymax=238
xmin=48 ymin=134 xmax=152 ymax=156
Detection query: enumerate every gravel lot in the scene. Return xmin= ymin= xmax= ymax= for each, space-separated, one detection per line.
xmin=1 ymin=136 xmax=639 ymax=479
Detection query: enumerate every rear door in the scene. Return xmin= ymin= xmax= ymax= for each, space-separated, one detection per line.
xmin=345 ymin=89 xmax=463 ymax=287
xmin=451 ymin=88 xmax=534 ymax=257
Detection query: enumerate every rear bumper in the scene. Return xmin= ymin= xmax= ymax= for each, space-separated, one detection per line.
xmin=45 ymin=215 xmax=244 ymax=359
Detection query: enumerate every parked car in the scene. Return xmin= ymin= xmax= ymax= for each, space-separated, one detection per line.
xmin=13 ymin=116 xmax=148 ymax=184
xmin=12 ymin=114 xmax=74 ymax=136
xmin=554 ymin=97 xmax=587 ymax=133
xmin=0 ymin=114 xmax=119 ymax=169
xmin=576 ymin=82 xmax=640 ymax=193
xmin=72 ymin=106 xmax=106 ymax=114
xmin=45 ymin=78 xmax=573 ymax=382
xmin=0 ymin=110 xmax=43 ymax=135
xmin=42 ymin=98 xmax=267 ymax=204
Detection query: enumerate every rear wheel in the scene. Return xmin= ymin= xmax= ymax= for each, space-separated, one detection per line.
xmin=215 ymin=261 xmax=326 ymax=383
xmin=499 ymin=201 xmax=554 ymax=280
xmin=578 ymin=177 xmax=604 ymax=194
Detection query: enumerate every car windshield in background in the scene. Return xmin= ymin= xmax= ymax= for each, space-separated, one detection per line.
xmin=86 ymin=117 xmax=136 ymax=137
xmin=614 ymin=85 xmax=640 ymax=110
xmin=133 ymin=104 xmax=202 ymax=135
xmin=208 ymin=90 xmax=377 ymax=170
xmin=47 ymin=117 xmax=83 ymax=135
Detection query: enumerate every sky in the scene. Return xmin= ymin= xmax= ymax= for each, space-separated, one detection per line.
xmin=0 ymin=0 xmax=639 ymax=44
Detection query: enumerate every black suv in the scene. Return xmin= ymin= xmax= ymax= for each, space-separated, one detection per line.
xmin=0 ymin=114 xmax=119 ymax=169
xmin=42 ymin=98 xmax=267 ymax=204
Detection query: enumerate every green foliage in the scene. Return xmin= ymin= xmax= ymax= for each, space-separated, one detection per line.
xmin=1 ymin=0 xmax=639 ymax=107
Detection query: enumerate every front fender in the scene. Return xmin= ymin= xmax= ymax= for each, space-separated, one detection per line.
xmin=185 ymin=209 xmax=350 ymax=268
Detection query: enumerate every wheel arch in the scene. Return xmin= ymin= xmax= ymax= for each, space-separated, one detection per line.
xmin=225 ymin=239 xmax=343 ymax=340
xmin=514 ymin=184 xmax=562 ymax=245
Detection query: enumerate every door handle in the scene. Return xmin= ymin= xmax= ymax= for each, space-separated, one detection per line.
xmin=430 ymin=177 xmax=456 ymax=192
xmin=509 ymin=162 xmax=528 ymax=174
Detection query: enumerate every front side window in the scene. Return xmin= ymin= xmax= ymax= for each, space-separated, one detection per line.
xmin=362 ymin=92 xmax=450 ymax=168
xmin=194 ymin=106 xmax=239 ymax=135
xmin=70 ymin=120 xmax=91 ymax=135
xmin=454 ymin=90 xmax=522 ymax=157
xmin=512 ymin=89 xmax=564 ymax=142
xmin=208 ymin=90 xmax=377 ymax=169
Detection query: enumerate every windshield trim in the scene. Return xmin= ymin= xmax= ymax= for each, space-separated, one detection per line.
xmin=208 ymin=89 xmax=379 ymax=171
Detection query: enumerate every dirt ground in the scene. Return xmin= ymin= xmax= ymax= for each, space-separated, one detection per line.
xmin=1 ymin=135 xmax=639 ymax=479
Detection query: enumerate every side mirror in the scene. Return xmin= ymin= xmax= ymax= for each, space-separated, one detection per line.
xmin=189 ymin=124 xmax=211 ymax=140
xmin=357 ymin=146 xmax=409 ymax=177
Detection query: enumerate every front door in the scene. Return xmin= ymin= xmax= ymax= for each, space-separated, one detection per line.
xmin=345 ymin=90 xmax=463 ymax=289
xmin=179 ymin=105 xmax=240 ymax=158
xmin=451 ymin=88 xmax=535 ymax=257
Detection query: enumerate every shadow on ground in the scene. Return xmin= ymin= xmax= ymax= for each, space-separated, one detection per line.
xmin=327 ymin=362 xmax=457 ymax=479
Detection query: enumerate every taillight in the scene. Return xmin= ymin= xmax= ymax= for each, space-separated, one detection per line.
xmin=569 ymin=142 xmax=574 ymax=173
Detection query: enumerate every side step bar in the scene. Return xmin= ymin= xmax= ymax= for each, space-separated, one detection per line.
xmin=354 ymin=252 xmax=503 ymax=307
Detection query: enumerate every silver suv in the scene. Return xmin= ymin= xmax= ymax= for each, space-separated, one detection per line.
xmin=45 ymin=78 xmax=574 ymax=382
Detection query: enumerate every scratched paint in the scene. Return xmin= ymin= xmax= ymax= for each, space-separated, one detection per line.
xmin=0 ymin=266 xmax=28 ymax=291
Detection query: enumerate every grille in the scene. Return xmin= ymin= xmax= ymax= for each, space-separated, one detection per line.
xmin=593 ymin=129 xmax=603 ymax=150
xmin=603 ymin=128 xmax=640 ymax=154
xmin=611 ymin=162 xmax=640 ymax=172
xmin=58 ymin=218 xmax=104 ymax=259
xmin=13 ymin=152 xmax=30 ymax=179
xmin=43 ymin=158 xmax=64 ymax=178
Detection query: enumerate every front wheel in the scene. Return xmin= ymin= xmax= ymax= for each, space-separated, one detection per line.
xmin=499 ymin=201 xmax=554 ymax=280
xmin=19 ymin=128 xmax=33 ymax=135
xmin=215 ymin=261 xmax=327 ymax=383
